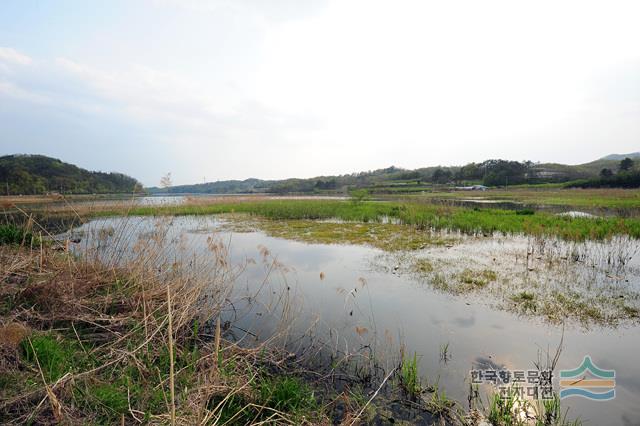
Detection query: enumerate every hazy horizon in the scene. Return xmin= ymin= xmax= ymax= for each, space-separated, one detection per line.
xmin=2 ymin=1 xmax=640 ymax=186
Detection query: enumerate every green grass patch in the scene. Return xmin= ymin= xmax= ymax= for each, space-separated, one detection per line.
xmin=258 ymin=376 xmax=317 ymax=414
xmin=400 ymin=352 xmax=421 ymax=397
xmin=0 ymin=224 xmax=35 ymax=245
xmin=21 ymin=334 xmax=80 ymax=382
xmin=89 ymin=383 xmax=129 ymax=416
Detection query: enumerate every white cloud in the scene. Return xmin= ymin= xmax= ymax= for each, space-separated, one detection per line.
xmin=0 ymin=47 xmax=32 ymax=66
xmin=0 ymin=81 xmax=50 ymax=104
xmin=53 ymin=55 xmax=322 ymax=137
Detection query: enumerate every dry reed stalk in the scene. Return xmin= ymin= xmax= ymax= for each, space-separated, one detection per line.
xmin=214 ymin=314 xmax=221 ymax=369
xmin=38 ymin=232 xmax=43 ymax=271
xmin=167 ymin=284 xmax=176 ymax=426
xmin=142 ymin=282 xmax=149 ymax=343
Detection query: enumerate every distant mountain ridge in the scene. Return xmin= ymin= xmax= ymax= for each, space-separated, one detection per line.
xmin=2 ymin=152 xmax=635 ymax=196
xmin=600 ymin=152 xmax=640 ymax=161
xmin=0 ymin=154 xmax=141 ymax=195
xmin=149 ymin=154 xmax=638 ymax=194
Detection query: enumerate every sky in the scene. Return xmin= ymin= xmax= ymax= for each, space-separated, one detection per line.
xmin=1 ymin=0 xmax=639 ymax=186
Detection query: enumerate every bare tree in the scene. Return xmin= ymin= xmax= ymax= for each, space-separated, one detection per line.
xmin=160 ymin=172 xmax=173 ymax=189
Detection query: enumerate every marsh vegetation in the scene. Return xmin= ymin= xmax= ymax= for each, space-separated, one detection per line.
xmin=2 ymin=192 xmax=639 ymax=425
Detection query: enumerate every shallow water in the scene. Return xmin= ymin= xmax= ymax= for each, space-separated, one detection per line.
xmin=65 ymin=215 xmax=640 ymax=425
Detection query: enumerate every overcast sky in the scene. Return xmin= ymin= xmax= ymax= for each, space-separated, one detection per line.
xmin=1 ymin=0 xmax=639 ymax=186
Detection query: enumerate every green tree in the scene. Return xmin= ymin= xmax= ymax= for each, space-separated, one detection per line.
xmin=600 ymin=168 xmax=613 ymax=178
xmin=481 ymin=160 xmax=531 ymax=186
xmin=456 ymin=163 xmax=482 ymax=181
xmin=620 ymin=157 xmax=634 ymax=172
xmin=432 ymin=168 xmax=452 ymax=184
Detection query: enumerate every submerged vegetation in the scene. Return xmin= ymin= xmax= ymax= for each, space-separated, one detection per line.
xmin=220 ymin=215 xmax=454 ymax=251
xmin=400 ymin=231 xmax=640 ymax=328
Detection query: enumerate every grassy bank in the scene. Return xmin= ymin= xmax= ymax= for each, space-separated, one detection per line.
xmin=82 ymin=199 xmax=640 ymax=241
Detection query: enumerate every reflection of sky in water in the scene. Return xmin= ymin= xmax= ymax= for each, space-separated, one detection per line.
xmin=65 ymin=216 xmax=640 ymax=425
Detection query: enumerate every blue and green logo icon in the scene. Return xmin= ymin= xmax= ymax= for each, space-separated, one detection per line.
xmin=559 ymin=356 xmax=615 ymax=400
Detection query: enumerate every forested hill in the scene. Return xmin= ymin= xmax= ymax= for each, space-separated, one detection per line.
xmin=0 ymin=154 xmax=142 ymax=195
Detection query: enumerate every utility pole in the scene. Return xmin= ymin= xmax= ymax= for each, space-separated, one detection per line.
xmin=5 ymin=181 xmax=9 ymax=196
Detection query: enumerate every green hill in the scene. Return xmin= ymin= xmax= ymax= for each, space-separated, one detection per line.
xmin=0 ymin=154 xmax=142 ymax=195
